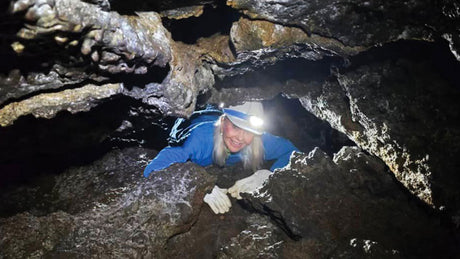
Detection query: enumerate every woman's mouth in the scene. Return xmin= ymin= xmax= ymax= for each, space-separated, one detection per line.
xmin=230 ymin=139 xmax=243 ymax=148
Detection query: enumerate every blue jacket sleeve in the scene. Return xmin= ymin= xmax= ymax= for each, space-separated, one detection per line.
xmin=143 ymin=145 xmax=191 ymax=177
xmin=143 ymin=121 xmax=216 ymax=177
xmin=262 ymin=133 xmax=299 ymax=171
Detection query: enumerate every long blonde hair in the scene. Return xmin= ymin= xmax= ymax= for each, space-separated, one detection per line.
xmin=212 ymin=115 xmax=264 ymax=171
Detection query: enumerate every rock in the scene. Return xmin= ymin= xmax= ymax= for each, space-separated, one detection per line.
xmin=217 ymin=214 xmax=284 ymax=259
xmin=227 ymin=0 xmax=454 ymax=49
xmin=299 ymin=58 xmax=460 ymax=211
xmin=1 ymin=0 xmax=459 ymax=257
xmin=3 ymin=0 xmax=458 ymax=124
xmin=0 ymin=211 xmax=75 ymax=258
xmin=0 ymin=83 xmax=123 ymax=127
xmin=244 ymin=147 xmax=457 ymax=258
xmin=0 ymin=147 xmax=216 ymax=257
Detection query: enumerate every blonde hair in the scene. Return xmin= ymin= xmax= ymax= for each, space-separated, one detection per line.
xmin=212 ymin=115 xmax=264 ymax=171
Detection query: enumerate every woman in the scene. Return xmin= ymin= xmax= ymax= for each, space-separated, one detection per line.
xmin=143 ymin=102 xmax=298 ymax=214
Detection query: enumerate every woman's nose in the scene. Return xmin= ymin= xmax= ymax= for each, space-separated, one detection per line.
xmin=236 ymin=129 xmax=244 ymax=140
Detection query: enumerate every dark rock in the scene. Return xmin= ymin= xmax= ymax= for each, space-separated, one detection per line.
xmin=227 ymin=0 xmax=455 ymax=51
xmin=299 ymin=58 xmax=460 ymax=211
xmin=0 ymin=211 xmax=75 ymax=258
xmin=244 ymin=147 xmax=458 ymax=258
xmin=165 ymin=196 xmax=256 ymax=258
xmin=0 ymin=147 xmax=216 ymax=258
xmin=0 ymin=0 xmax=459 ymax=258
xmin=3 ymin=0 xmax=458 ymax=124
xmin=217 ymin=214 xmax=285 ymax=259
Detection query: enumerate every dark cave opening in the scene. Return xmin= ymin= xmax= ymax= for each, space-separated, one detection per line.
xmin=0 ymin=96 xmax=172 ymax=189
xmin=110 ymin=0 xmax=217 ymax=15
xmin=162 ymin=3 xmax=240 ymax=44
xmin=262 ymin=95 xmax=355 ymax=156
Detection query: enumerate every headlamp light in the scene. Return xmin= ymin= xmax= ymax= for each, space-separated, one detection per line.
xmin=249 ymin=116 xmax=264 ymax=128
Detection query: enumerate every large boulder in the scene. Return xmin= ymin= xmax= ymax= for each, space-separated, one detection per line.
xmin=244 ymin=147 xmax=457 ymax=258
xmin=299 ymin=58 xmax=460 ymax=212
xmin=0 ymin=147 xmax=215 ymax=257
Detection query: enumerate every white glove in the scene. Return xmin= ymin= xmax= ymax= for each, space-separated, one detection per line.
xmin=203 ymin=185 xmax=232 ymax=214
xmin=228 ymin=169 xmax=272 ymax=200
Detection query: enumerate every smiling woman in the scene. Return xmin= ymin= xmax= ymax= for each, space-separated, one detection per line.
xmin=143 ymin=101 xmax=299 ymax=214
xmin=222 ymin=117 xmax=255 ymax=153
xmin=214 ymin=102 xmax=265 ymax=171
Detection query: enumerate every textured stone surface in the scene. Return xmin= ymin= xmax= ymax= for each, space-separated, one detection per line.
xmin=0 ymin=146 xmax=458 ymax=258
xmin=226 ymin=0 xmax=449 ymax=48
xmin=3 ymin=0 xmax=458 ymax=123
xmin=160 ymin=5 xmax=205 ymax=19
xmin=0 ymin=147 xmax=215 ymax=257
xmin=230 ymin=17 xmax=364 ymax=56
xmin=0 ymin=83 xmax=123 ymax=126
xmin=3 ymin=0 xmax=174 ymax=117
xmin=1 ymin=0 xmax=459 ymax=257
xmin=217 ymin=215 xmax=284 ymax=259
xmin=299 ymin=58 xmax=460 ymax=210
xmin=0 ymin=66 xmax=88 ymax=106
xmin=10 ymin=0 xmax=172 ymax=71
xmin=245 ymin=147 xmax=457 ymax=258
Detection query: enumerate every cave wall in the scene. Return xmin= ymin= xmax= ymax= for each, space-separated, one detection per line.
xmin=1 ymin=0 xmax=460 ymax=256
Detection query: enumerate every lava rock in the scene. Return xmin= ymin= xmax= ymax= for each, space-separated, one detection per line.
xmin=244 ymin=147 xmax=457 ymax=258
xmin=0 ymin=147 xmax=216 ymax=258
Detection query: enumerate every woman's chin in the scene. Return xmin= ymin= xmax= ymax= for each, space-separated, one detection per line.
xmin=227 ymin=146 xmax=241 ymax=153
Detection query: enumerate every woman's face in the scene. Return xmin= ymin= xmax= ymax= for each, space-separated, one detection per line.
xmin=222 ymin=117 xmax=255 ymax=153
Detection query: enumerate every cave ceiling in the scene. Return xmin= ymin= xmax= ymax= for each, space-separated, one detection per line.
xmin=1 ymin=0 xmax=460 ymax=211
xmin=2 ymin=0 xmax=459 ymax=121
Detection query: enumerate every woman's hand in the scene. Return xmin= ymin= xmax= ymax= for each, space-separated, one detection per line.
xmin=228 ymin=169 xmax=272 ymax=199
xmin=203 ymin=186 xmax=232 ymax=214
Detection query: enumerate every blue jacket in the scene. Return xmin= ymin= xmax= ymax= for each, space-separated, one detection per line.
xmin=143 ymin=119 xmax=298 ymax=177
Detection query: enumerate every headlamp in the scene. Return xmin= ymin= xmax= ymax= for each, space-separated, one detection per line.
xmin=249 ymin=116 xmax=264 ymax=128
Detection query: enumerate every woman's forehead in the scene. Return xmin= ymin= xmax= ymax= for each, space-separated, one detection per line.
xmin=223 ymin=116 xmax=237 ymax=127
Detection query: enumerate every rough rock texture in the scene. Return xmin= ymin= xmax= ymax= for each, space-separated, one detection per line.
xmin=0 ymin=83 xmax=123 ymax=126
xmin=230 ymin=17 xmax=364 ymax=56
xmin=0 ymin=147 xmax=215 ymax=257
xmin=1 ymin=146 xmax=458 ymax=258
xmin=227 ymin=0 xmax=455 ymax=49
xmin=1 ymin=0 xmax=460 ymax=257
xmin=245 ymin=147 xmax=457 ymax=258
xmin=217 ymin=215 xmax=285 ymax=259
xmin=3 ymin=0 xmax=214 ymax=119
xmin=3 ymin=0 xmax=458 ymax=122
xmin=215 ymin=16 xmax=365 ymax=78
xmin=299 ymin=58 xmax=460 ymax=210
xmin=9 ymin=0 xmax=172 ymax=73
